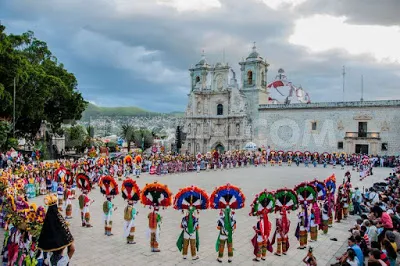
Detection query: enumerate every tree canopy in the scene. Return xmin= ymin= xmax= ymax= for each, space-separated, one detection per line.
xmin=0 ymin=24 xmax=87 ymax=139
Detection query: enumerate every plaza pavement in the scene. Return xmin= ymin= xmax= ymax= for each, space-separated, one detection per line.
xmin=20 ymin=165 xmax=393 ymax=265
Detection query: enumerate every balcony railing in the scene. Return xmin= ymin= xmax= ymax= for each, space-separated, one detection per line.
xmin=344 ymin=132 xmax=380 ymax=139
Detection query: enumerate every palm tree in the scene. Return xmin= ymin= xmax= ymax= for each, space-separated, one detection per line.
xmin=120 ymin=124 xmax=135 ymax=152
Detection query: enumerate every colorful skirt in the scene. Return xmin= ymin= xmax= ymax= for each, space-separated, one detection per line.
xmin=310 ymin=226 xmax=318 ymax=241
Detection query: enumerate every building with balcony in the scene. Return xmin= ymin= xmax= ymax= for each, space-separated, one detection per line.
xmin=258 ymin=100 xmax=400 ymax=155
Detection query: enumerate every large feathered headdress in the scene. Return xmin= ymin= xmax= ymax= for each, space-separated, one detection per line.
xmin=121 ymin=179 xmax=141 ymax=202
xmin=210 ymin=183 xmax=245 ymax=209
xmin=76 ymin=173 xmax=92 ymax=192
xmin=174 ymin=185 xmax=209 ymax=210
xmin=99 ymin=176 xmax=119 ymax=197
xmin=140 ymin=181 xmax=172 ymax=208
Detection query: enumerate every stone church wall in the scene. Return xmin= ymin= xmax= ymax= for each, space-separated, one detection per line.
xmin=257 ymin=100 xmax=400 ymax=155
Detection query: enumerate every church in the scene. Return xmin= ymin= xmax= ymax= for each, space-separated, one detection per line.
xmin=183 ymin=45 xmax=400 ymax=156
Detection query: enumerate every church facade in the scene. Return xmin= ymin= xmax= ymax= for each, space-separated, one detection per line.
xmin=183 ymin=46 xmax=400 ymax=155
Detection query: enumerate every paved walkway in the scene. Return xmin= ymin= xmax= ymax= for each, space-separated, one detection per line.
xmin=8 ymin=165 xmax=392 ymax=265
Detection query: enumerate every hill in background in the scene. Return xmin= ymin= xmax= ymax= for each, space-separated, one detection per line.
xmin=82 ymin=103 xmax=184 ymax=120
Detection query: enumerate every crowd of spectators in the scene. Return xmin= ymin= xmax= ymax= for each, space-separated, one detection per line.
xmin=332 ymin=172 xmax=400 ymax=266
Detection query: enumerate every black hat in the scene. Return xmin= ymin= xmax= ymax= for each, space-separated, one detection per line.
xmin=38 ymin=194 xmax=74 ymax=252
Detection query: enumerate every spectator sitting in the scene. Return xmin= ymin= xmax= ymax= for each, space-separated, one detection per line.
xmin=368 ymin=248 xmax=387 ymax=266
xmin=381 ymin=239 xmax=397 ymax=266
xmin=371 ymin=241 xmax=390 ymax=266
xmin=348 ymin=236 xmax=364 ymax=266
xmin=364 ymin=220 xmax=378 ymax=244
xmin=370 ymin=206 xmax=393 ymax=243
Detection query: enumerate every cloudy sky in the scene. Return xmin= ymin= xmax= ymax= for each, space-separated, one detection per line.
xmin=1 ymin=0 xmax=400 ymax=112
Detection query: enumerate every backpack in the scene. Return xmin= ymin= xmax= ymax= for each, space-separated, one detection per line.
xmin=103 ymin=201 xmax=110 ymax=214
xmin=124 ymin=206 xmax=132 ymax=221
xmin=78 ymin=195 xmax=85 ymax=209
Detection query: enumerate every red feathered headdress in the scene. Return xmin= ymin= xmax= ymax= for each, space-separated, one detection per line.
xmin=99 ymin=176 xmax=119 ymax=196
xmin=121 ymin=179 xmax=141 ymax=202
xmin=76 ymin=173 xmax=92 ymax=192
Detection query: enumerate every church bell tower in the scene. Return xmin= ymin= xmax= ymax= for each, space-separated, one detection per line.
xmin=239 ymin=43 xmax=269 ymax=135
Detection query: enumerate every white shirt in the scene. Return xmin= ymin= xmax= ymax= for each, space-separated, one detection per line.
xmin=346 ymin=257 xmax=359 ymax=266
xmin=368 ymin=192 xmax=379 ymax=205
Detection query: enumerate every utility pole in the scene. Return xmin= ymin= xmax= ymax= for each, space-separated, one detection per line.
xmin=13 ymin=77 xmax=16 ymax=137
xmin=361 ymin=75 xmax=364 ymax=102
xmin=342 ymin=66 xmax=346 ymax=102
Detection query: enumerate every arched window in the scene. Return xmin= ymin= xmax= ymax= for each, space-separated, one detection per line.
xmin=247 ymin=71 xmax=253 ymax=85
xmin=217 ymin=104 xmax=223 ymax=115
xmin=195 ymin=76 xmax=200 ymax=83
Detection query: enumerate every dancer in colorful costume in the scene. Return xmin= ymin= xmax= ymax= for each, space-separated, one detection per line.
xmin=140 ymin=181 xmax=172 ymax=252
xmin=250 ymin=189 xmax=275 ymax=261
xmin=175 ymin=185 xmax=210 ymax=260
xmin=76 ymin=173 xmax=94 ymax=227
xmin=99 ymin=175 xmax=119 ymax=236
xmin=325 ymin=175 xmax=336 ymax=227
xmin=38 ymin=194 xmax=75 ymax=265
xmin=294 ymin=182 xmax=317 ymax=248
xmin=64 ymin=172 xmax=74 ymax=219
xmin=210 ymin=183 xmax=245 ymax=263
xmin=57 ymin=182 xmax=64 ymax=211
xmin=121 ymin=179 xmax=141 ymax=244
xmin=335 ymin=185 xmax=345 ymax=222
xmin=273 ymin=188 xmax=298 ymax=256
xmin=134 ymin=154 xmax=142 ymax=178
xmin=313 ymin=180 xmax=326 ymax=238
xmin=309 ymin=201 xmax=321 ymax=241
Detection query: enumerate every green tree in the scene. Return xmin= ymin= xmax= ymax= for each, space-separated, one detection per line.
xmin=0 ymin=24 xmax=87 ymax=139
xmin=133 ymin=128 xmax=154 ymax=150
xmin=65 ymin=125 xmax=88 ymax=152
xmin=120 ymin=124 xmax=135 ymax=152
xmin=0 ymin=121 xmax=17 ymax=151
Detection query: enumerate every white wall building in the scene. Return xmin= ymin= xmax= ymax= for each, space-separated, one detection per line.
xmin=183 ymin=46 xmax=400 ymax=155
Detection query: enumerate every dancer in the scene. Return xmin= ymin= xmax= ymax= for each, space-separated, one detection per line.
xmin=335 ymin=186 xmax=344 ymax=223
xmin=274 ymin=207 xmax=290 ymax=256
xmin=296 ymin=203 xmax=309 ymax=249
xmin=216 ymin=207 xmax=236 ymax=263
xmin=76 ymin=173 xmax=94 ymax=228
xmin=210 ymin=184 xmax=245 ymax=263
xmin=64 ymin=185 xmax=73 ymax=219
xmin=250 ymin=190 xmax=274 ymax=262
xmin=140 ymin=181 xmax=172 ymax=252
xmin=322 ymin=198 xmax=330 ymax=234
xmin=274 ymin=188 xmax=298 ymax=256
xmin=121 ymin=179 xmax=141 ymax=244
xmin=309 ymin=202 xmax=321 ymax=241
xmin=99 ymin=175 xmax=119 ymax=236
xmin=294 ymin=182 xmax=317 ymax=248
xmin=175 ymin=186 xmax=209 ymax=260
xmin=178 ymin=207 xmax=199 ymax=260
xmin=57 ymin=182 xmax=64 ymax=211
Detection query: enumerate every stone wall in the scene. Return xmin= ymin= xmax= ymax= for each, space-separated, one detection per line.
xmin=256 ymin=102 xmax=400 ymax=155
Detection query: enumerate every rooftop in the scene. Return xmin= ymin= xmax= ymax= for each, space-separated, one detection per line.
xmin=258 ymin=100 xmax=400 ymax=110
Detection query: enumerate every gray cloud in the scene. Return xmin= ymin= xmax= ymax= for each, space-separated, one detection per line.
xmin=1 ymin=0 xmax=399 ymax=112
xmin=299 ymin=0 xmax=400 ymax=26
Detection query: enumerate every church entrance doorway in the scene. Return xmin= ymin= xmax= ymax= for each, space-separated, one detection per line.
xmin=355 ymin=144 xmax=369 ymax=154
xmin=213 ymin=143 xmax=225 ymax=154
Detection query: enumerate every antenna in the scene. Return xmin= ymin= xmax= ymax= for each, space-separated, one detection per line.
xmin=361 ymin=75 xmax=364 ymax=102
xmin=342 ymin=66 xmax=346 ymax=102
xmin=223 ymin=48 xmax=225 ymax=64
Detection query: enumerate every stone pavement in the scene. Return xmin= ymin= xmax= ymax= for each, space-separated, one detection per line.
xmin=18 ymin=166 xmax=392 ymax=265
